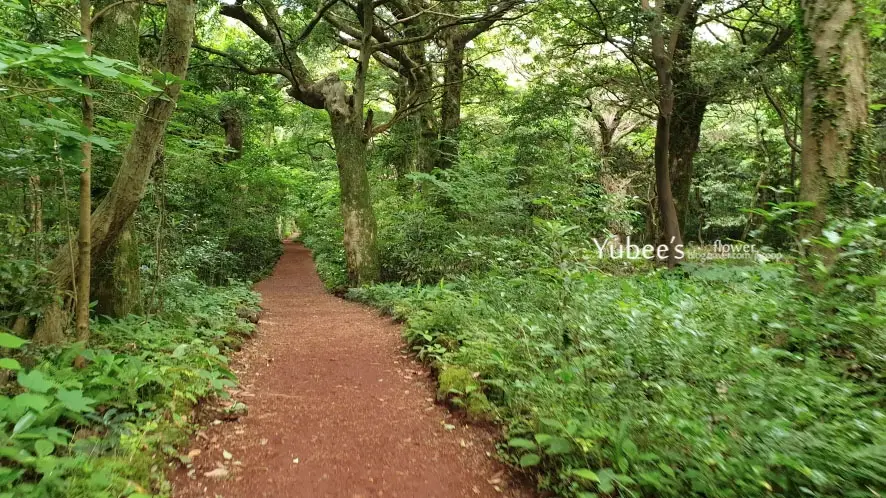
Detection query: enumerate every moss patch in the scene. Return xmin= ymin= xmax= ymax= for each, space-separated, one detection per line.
xmin=437 ymin=364 xmax=478 ymax=400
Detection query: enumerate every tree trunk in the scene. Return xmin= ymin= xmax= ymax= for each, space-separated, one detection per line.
xmin=411 ymin=73 xmax=438 ymax=173
xmin=404 ymin=21 xmax=437 ymax=174
xmin=220 ymin=107 xmax=244 ymax=161
xmin=437 ymin=40 xmax=465 ymax=170
xmin=654 ymin=112 xmax=684 ymax=267
xmin=91 ymin=227 xmax=140 ymax=317
xmin=27 ymin=175 xmax=43 ymax=260
xmin=328 ymin=110 xmax=380 ymax=286
xmin=32 ymin=0 xmax=196 ymax=343
xmin=76 ymin=0 xmax=93 ymax=341
xmin=320 ymin=0 xmax=380 ymax=287
xmin=647 ymin=0 xmax=686 ymax=268
xmin=664 ymin=0 xmax=705 ymax=235
xmin=798 ymin=0 xmax=868 ymax=247
xmin=90 ymin=0 xmax=144 ymax=318
xmin=668 ymin=89 xmax=707 ymax=234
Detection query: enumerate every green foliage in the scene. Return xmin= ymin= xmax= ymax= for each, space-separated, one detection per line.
xmin=352 ymin=249 xmax=885 ymax=497
xmin=0 ymin=275 xmax=258 ymax=497
xmin=291 ymin=168 xmax=348 ymax=291
xmin=0 ymin=215 xmax=53 ymax=326
xmin=159 ymin=146 xmax=287 ymax=284
xmin=2 ymin=0 xmax=884 ymax=496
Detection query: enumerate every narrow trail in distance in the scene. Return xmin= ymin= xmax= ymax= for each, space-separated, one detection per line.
xmin=172 ymin=241 xmax=534 ymax=498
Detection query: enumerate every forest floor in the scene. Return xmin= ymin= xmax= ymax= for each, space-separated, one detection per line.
xmin=171 ymin=241 xmax=533 ymax=498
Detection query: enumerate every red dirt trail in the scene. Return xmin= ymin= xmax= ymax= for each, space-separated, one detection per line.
xmin=172 ymin=241 xmax=534 ymax=498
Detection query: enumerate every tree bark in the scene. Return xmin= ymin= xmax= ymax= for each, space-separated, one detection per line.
xmin=668 ymin=88 xmax=707 ymax=234
xmin=437 ymin=40 xmax=465 ymax=170
xmin=76 ymin=0 xmax=94 ymax=341
xmin=664 ymin=0 xmax=705 ymax=236
xmin=319 ymin=0 xmax=380 ymax=285
xmin=654 ymin=112 xmax=684 ymax=267
xmin=33 ymin=0 xmax=196 ymax=343
xmin=27 ymin=175 xmax=43 ymax=260
xmin=403 ymin=15 xmax=437 ymax=174
xmin=645 ymin=0 xmax=688 ymax=267
xmin=220 ymin=107 xmax=244 ymax=161
xmin=410 ymin=71 xmax=438 ymax=173
xmin=90 ymin=0 xmax=144 ymax=318
xmin=329 ymin=111 xmax=380 ymax=285
xmin=798 ymin=0 xmax=869 ymax=244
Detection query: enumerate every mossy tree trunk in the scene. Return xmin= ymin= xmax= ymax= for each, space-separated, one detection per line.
xmin=798 ymin=0 xmax=869 ymax=248
xmin=328 ymin=108 xmax=380 ymax=285
xmin=320 ymin=0 xmax=380 ymax=286
xmin=220 ymin=107 xmax=244 ymax=161
xmin=90 ymin=0 xmax=144 ymax=318
xmin=407 ymin=52 xmax=438 ymax=174
xmin=398 ymin=5 xmax=437 ymax=175
xmin=437 ymin=40 xmax=465 ymax=170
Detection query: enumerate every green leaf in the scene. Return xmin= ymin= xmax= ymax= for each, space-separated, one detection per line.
xmin=17 ymin=370 xmax=54 ymax=393
xmin=519 ymin=453 xmax=541 ymax=467
xmin=55 ymin=389 xmax=95 ymax=413
xmin=597 ymin=468 xmax=616 ymax=493
xmin=0 ymin=358 xmax=22 ymax=370
xmin=543 ymin=436 xmax=573 ymax=455
xmin=33 ymin=439 xmax=54 ymax=457
xmin=13 ymin=393 xmax=51 ymax=412
xmin=508 ymin=438 xmax=537 ymax=450
xmin=570 ymin=469 xmax=600 ymax=481
xmin=12 ymin=412 xmax=36 ymax=435
xmin=82 ymin=58 xmax=121 ymax=78
xmin=0 ymin=332 xmax=27 ymax=349
xmin=621 ymin=438 xmax=638 ymax=458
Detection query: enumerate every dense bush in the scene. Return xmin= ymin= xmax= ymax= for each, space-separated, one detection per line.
xmin=350 ymin=259 xmax=886 ymax=498
xmin=0 ymin=275 xmax=259 ymax=497
xmin=160 ymin=149 xmax=287 ymax=284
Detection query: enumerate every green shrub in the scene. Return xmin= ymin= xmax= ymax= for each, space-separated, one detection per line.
xmin=0 ymin=275 xmax=259 ymax=497
xmin=356 ymin=262 xmax=886 ymax=498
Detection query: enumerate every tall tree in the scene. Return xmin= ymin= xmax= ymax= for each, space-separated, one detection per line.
xmin=198 ymin=0 xmax=383 ymax=284
xmin=33 ymin=0 xmax=197 ymax=343
xmin=199 ymin=0 xmax=454 ymax=284
xmin=579 ymin=0 xmax=794 ymax=238
xmin=798 ymin=0 xmax=869 ymax=254
xmin=435 ymin=0 xmax=524 ymax=170
xmin=641 ymin=0 xmax=695 ymax=266
xmin=76 ymin=0 xmax=94 ymax=341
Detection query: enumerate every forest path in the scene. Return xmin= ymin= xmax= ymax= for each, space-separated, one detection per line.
xmin=172 ymin=241 xmax=532 ymax=498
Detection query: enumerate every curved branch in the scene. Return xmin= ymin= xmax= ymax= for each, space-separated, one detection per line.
xmin=193 ymin=42 xmax=293 ymax=79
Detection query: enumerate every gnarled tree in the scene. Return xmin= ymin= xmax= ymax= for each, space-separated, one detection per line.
xmin=198 ymin=0 xmax=477 ymax=284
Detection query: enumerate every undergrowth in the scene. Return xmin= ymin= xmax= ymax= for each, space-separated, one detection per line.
xmin=0 ymin=274 xmax=259 ymax=497
xmin=349 ymin=260 xmax=886 ymax=498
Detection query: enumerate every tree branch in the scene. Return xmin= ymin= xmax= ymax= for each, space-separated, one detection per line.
xmin=193 ymin=43 xmax=292 ymax=79
xmin=761 ymin=84 xmax=801 ymax=154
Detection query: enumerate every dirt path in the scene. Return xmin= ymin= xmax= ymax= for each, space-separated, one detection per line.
xmin=172 ymin=241 xmax=533 ymax=498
